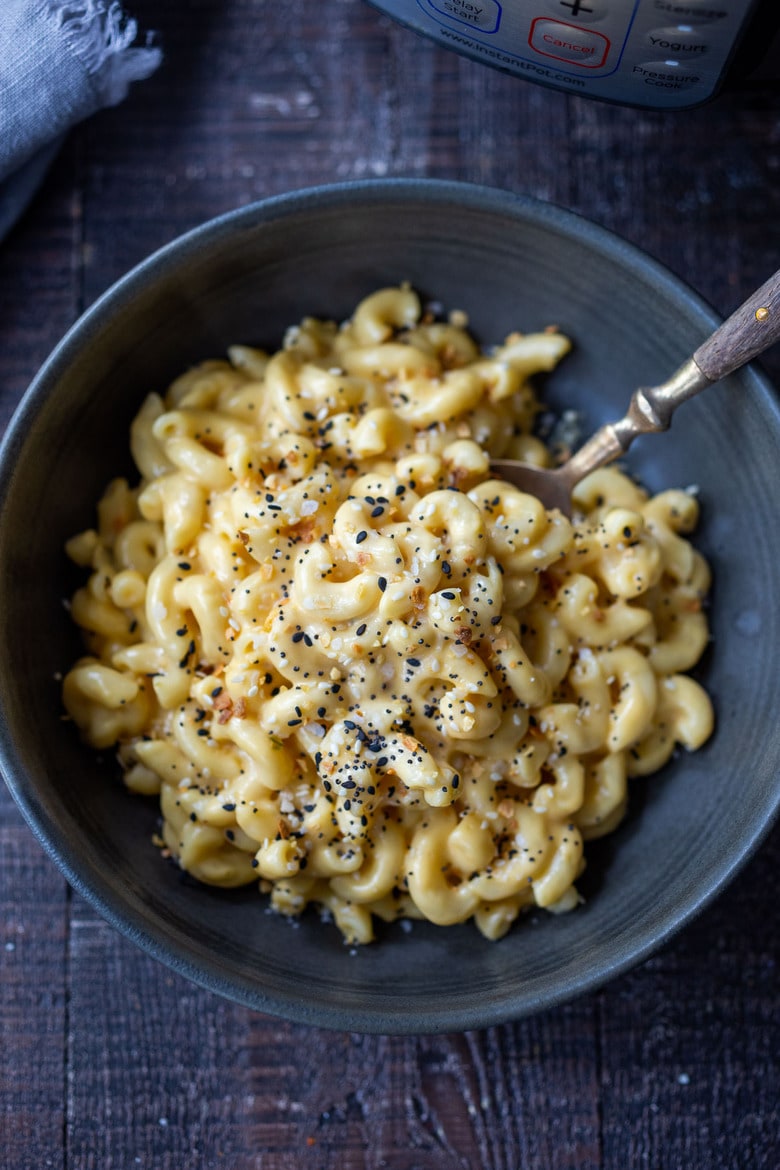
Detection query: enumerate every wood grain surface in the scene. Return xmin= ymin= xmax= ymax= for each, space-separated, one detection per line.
xmin=1 ymin=2 xmax=779 ymax=1168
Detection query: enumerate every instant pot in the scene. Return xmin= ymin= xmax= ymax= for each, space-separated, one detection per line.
xmin=368 ymin=0 xmax=779 ymax=108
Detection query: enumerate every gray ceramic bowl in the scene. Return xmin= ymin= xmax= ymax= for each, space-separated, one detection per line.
xmin=2 ymin=180 xmax=779 ymax=1034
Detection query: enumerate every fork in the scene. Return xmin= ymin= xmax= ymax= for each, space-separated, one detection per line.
xmin=490 ymin=267 xmax=780 ymax=516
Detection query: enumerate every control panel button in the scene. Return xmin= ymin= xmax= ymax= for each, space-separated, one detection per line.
xmin=646 ymin=25 xmax=710 ymax=55
xmin=543 ymin=0 xmax=608 ymax=24
xmin=649 ymin=1 xmax=728 ymax=24
xmin=423 ymin=0 xmax=502 ymax=34
xmin=529 ymin=18 xmax=610 ymax=68
xmin=632 ymin=60 xmax=704 ymax=90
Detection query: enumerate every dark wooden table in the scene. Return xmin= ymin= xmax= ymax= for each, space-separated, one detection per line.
xmin=2 ymin=3 xmax=779 ymax=1167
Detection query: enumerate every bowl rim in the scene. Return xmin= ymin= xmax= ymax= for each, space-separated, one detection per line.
xmin=2 ymin=177 xmax=779 ymax=1034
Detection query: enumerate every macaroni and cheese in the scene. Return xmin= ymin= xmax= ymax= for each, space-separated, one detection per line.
xmin=62 ymin=287 xmax=714 ymax=944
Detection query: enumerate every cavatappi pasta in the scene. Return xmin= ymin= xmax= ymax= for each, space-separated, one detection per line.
xmin=62 ymin=286 xmax=714 ymax=944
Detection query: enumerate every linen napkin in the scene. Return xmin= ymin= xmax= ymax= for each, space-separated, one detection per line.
xmin=0 ymin=1 xmax=161 ymax=185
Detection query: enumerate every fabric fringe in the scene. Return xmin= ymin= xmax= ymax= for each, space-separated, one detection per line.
xmin=47 ymin=1 xmax=161 ymax=105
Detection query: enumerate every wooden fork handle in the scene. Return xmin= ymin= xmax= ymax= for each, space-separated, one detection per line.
xmin=693 ymin=266 xmax=780 ymax=381
xmin=562 ymin=266 xmax=780 ymax=487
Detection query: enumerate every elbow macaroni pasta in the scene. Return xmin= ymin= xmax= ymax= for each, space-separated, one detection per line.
xmin=62 ymin=286 xmax=714 ymax=944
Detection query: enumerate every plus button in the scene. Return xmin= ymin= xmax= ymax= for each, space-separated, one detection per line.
xmin=559 ymin=0 xmax=594 ymax=15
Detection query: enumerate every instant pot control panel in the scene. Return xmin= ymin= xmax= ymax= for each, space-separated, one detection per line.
xmin=368 ymin=0 xmax=762 ymax=109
